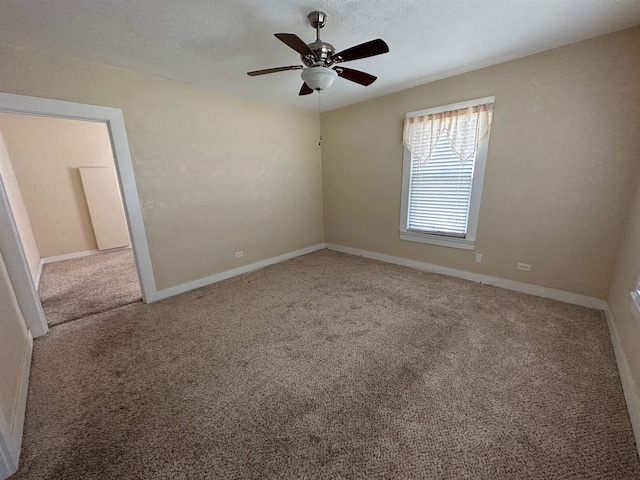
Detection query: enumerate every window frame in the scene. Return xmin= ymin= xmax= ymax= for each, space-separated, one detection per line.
xmin=630 ymin=281 xmax=640 ymax=328
xmin=399 ymin=96 xmax=494 ymax=250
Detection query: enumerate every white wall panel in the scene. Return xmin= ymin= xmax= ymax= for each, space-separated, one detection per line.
xmin=79 ymin=167 xmax=129 ymax=250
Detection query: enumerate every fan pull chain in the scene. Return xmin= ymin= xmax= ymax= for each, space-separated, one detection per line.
xmin=318 ymin=90 xmax=323 ymax=146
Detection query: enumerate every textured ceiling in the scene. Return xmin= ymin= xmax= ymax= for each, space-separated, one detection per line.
xmin=1 ymin=0 xmax=640 ymax=112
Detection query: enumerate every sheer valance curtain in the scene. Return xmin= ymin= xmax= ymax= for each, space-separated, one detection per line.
xmin=402 ymin=103 xmax=494 ymax=164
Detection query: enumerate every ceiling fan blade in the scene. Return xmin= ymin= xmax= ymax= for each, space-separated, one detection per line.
xmin=336 ymin=67 xmax=377 ymax=86
xmin=299 ymin=83 xmax=314 ymax=95
xmin=333 ymin=38 xmax=389 ymax=63
xmin=247 ymin=65 xmax=304 ymax=76
xmin=274 ymin=33 xmax=316 ymax=58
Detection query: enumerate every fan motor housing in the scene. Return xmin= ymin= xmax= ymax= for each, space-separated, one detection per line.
xmin=303 ymin=41 xmax=336 ymax=67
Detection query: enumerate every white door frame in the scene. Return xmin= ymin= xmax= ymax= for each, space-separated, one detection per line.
xmin=0 ymin=173 xmax=47 ymax=337
xmin=0 ymin=92 xmax=157 ymax=338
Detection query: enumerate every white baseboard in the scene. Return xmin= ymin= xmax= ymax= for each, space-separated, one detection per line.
xmin=603 ymin=306 xmax=640 ymax=459
xmin=0 ymin=330 xmax=32 ymax=479
xmin=149 ymin=243 xmax=327 ymax=302
xmin=325 ymin=243 xmax=607 ymax=310
xmin=41 ymin=245 xmax=130 ymax=265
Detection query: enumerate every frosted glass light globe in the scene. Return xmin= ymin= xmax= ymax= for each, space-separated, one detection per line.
xmin=301 ymin=66 xmax=338 ymax=91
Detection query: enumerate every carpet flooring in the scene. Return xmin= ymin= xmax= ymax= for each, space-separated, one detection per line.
xmin=38 ymin=249 xmax=142 ymax=327
xmin=13 ymin=249 xmax=639 ymax=479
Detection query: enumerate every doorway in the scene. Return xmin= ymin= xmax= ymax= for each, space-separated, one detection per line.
xmin=0 ymin=112 xmax=142 ymax=326
xmin=0 ymin=92 xmax=157 ymax=338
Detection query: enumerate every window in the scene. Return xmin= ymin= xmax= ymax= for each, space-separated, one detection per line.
xmin=400 ymin=96 xmax=495 ymax=250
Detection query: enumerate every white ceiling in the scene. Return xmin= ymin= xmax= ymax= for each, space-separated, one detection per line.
xmin=1 ymin=0 xmax=640 ymax=112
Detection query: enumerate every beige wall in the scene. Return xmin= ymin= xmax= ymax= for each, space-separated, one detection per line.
xmin=0 ymin=114 xmax=117 ymax=258
xmin=608 ymin=175 xmax=640 ymax=415
xmin=0 ymin=128 xmax=40 ymax=281
xmin=0 ymin=42 xmax=324 ymax=290
xmin=0 ymin=250 xmax=29 ymax=430
xmin=321 ymin=26 xmax=640 ymax=299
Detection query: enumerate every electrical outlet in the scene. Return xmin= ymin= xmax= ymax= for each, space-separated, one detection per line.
xmin=475 ymin=253 xmax=482 ymax=263
xmin=235 ymin=251 xmax=243 ymax=258
xmin=517 ymin=263 xmax=531 ymax=272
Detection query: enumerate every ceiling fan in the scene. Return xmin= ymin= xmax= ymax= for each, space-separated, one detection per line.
xmin=247 ymin=11 xmax=389 ymax=96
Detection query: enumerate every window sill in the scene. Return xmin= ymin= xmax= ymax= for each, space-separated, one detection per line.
xmin=630 ymin=291 xmax=640 ymax=329
xmin=400 ymin=230 xmax=475 ymax=250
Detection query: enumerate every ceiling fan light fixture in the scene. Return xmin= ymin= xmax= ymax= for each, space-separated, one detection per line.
xmin=301 ymin=66 xmax=338 ymax=91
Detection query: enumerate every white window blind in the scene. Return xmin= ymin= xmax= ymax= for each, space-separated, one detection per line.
xmin=407 ymin=129 xmax=476 ymax=236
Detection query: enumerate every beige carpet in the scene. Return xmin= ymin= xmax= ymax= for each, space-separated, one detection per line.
xmin=14 ymin=249 xmax=639 ymax=479
xmin=38 ymin=249 xmax=142 ymax=327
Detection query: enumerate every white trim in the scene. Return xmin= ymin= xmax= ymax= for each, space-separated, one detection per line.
xmin=34 ymin=260 xmax=43 ymax=289
xmin=0 ymin=173 xmax=48 ymax=337
xmin=399 ymin=230 xmax=475 ymax=250
xmin=10 ymin=331 xmax=32 ymax=461
xmin=151 ymin=243 xmax=326 ymax=301
xmin=400 ymin=96 xmax=494 ymax=250
xmin=0 ymin=330 xmax=32 ymax=479
xmin=41 ymin=246 xmax=130 ymax=265
xmin=603 ymin=306 xmax=640 ymax=460
xmin=326 ymin=243 xmax=606 ymax=310
xmin=0 ymin=408 xmax=15 ymax=480
xmin=630 ymin=291 xmax=640 ymax=329
xmin=0 ymin=92 xmax=156 ymax=334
